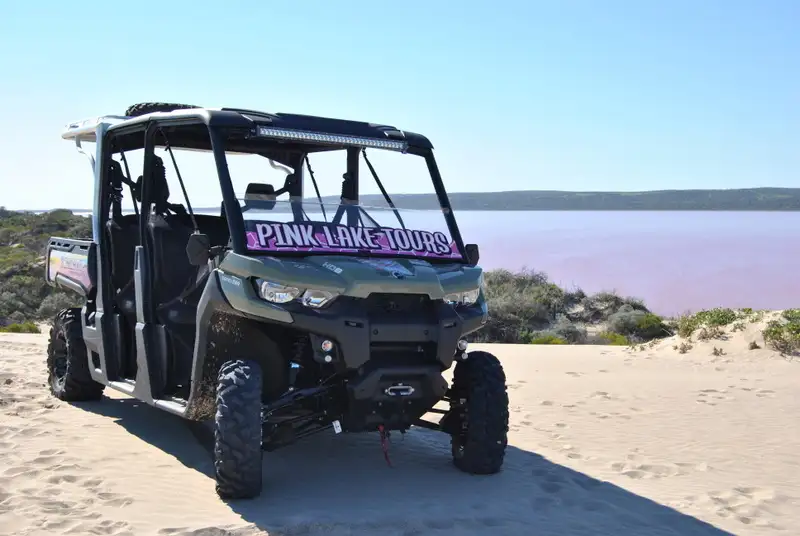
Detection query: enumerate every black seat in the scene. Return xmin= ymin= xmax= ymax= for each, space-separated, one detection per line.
xmin=105 ymin=214 xmax=140 ymax=320
xmin=144 ymin=157 xmax=230 ymax=390
xmin=146 ymin=157 xmax=229 ymax=326
xmin=146 ymin=157 xmax=198 ymax=324
xmin=104 ymin=160 xmax=142 ymax=380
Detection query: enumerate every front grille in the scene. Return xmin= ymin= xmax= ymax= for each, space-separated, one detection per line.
xmin=329 ymin=294 xmax=442 ymax=367
xmin=364 ymin=293 xmax=437 ymax=321
xmin=369 ymin=342 xmax=437 ymax=367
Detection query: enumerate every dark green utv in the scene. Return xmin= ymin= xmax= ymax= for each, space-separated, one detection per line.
xmin=46 ymin=102 xmax=509 ymax=498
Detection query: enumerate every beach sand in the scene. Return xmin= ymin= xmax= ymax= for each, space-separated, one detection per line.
xmin=0 ymin=321 xmax=798 ymax=535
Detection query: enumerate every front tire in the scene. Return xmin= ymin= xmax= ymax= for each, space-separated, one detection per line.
xmin=448 ymin=351 xmax=509 ymax=474
xmin=214 ymin=359 xmax=263 ymax=499
xmin=46 ymin=308 xmax=104 ymax=401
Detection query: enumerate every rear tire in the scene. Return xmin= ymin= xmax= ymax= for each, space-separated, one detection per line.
xmin=448 ymin=351 xmax=509 ymax=474
xmin=214 ymin=359 xmax=263 ymax=499
xmin=46 ymin=308 xmax=104 ymax=401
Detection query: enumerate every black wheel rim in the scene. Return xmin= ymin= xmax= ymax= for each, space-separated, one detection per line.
xmin=50 ymin=334 xmax=68 ymax=387
xmin=452 ymin=438 xmax=466 ymax=459
xmin=449 ymin=395 xmax=468 ymax=459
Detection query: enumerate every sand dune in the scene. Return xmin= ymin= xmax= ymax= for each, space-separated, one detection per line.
xmin=0 ymin=327 xmax=798 ymax=536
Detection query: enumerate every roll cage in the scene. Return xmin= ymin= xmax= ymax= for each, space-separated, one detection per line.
xmin=62 ymin=108 xmax=468 ymax=261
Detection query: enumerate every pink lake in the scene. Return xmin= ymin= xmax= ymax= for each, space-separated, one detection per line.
xmin=455 ymin=211 xmax=800 ymax=316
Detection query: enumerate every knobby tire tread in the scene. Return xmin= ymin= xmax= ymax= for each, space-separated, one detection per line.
xmin=450 ymin=351 xmax=509 ymax=474
xmin=46 ymin=308 xmax=104 ymax=402
xmin=214 ymin=359 xmax=263 ymax=499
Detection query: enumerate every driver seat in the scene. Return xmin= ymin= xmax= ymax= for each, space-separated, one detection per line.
xmin=146 ymin=157 xmax=205 ymax=325
xmin=144 ymin=157 xmax=205 ymax=389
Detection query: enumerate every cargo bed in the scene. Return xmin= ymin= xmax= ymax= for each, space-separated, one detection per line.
xmin=46 ymin=237 xmax=95 ymax=296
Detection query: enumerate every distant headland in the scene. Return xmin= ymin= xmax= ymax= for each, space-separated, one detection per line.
xmin=343 ymin=187 xmax=800 ymax=211
xmin=19 ymin=187 xmax=800 ymax=213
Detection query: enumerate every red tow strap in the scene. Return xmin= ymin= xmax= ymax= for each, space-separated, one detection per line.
xmin=378 ymin=425 xmax=392 ymax=467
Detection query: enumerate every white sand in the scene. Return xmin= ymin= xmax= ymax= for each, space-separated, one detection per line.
xmin=0 ymin=323 xmax=798 ymax=535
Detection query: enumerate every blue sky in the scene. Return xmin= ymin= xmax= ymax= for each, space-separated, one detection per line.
xmin=1 ymin=0 xmax=798 ymax=209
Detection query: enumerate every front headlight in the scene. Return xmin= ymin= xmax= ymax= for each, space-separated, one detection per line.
xmin=256 ymin=280 xmax=301 ymax=304
xmin=444 ymin=287 xmax=481 ymax=306
xmin=254 ymin=279 xmax=339 ymax=308
xmin=300 ymin=289 xmax=337 ymax=308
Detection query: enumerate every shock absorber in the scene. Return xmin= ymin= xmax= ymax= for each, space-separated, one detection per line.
xmin=289 ymin=336 xmax=310 ymax=386
xmin=292 ymin=336 xmax=309 ymax=363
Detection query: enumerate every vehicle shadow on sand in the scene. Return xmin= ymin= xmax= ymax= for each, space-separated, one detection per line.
xmin=78 ymin=397 xmax=733 ymax=536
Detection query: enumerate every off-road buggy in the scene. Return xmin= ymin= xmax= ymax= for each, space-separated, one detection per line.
xmin=45 ymin=102 xmax=509 ymax=498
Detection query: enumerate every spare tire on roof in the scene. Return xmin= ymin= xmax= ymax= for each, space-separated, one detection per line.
xmin=125 ymin=102 xmax=201 ymax=117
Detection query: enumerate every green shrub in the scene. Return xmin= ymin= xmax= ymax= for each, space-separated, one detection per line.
xmin=528 ymin=333 xmax=568 ymax=345
xmin=697 ymin=325 xmax=725 ymax=341
xmin=551 ymin=316 xmax=587 ymax=343
xmin=590 ymin=291 xmax=646 ymax=311
xmin=564 ymin=288 xmax=586 ymax=305
xmin=694 ymin=308 xmax=738 ymax=327
xmin=36 ymin=293 xmax=77 ymax=320
xmin=677 ymin=307 xmax=745 ymax=338
xmin=473 ymin=268 xmax=569 ymax=343
xmin=467 ymin=269 xmax=659 ymax=344
xmin=762 ymin=319 xmax=800 ymax=355
xmin=607 ymin=310 xmax=669 ymax=341
xmin=607 ymin=309 xmax=643 ymax=334
xmin=635 ymin=312 xmax=670 ymax=339
xmin=676 ymin=314 xmax=700 ymax=338
xmin=598 ymin=331 xmax=629 ymax=346
xmin=782 ymin=309 xmax=800 ymax=323
xmin=0 ymin=321 xmax=41 ymax=334
xmin=571 ymin=291 xmax=648 ymax=324
xmin=474 ymin=291 xmax=552 ymax=343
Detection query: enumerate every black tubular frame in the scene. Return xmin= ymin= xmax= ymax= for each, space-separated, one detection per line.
xmin=422 ymin=149 xmax=467 ymax=260
xmin=209 ymin=127 xmax=247 ymax=253
xmin=104 ymin=109 xmax=470 ymax=263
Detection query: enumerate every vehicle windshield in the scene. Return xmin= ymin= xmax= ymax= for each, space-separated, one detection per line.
xmin=225 ymin=147 xmax=464 ymax=261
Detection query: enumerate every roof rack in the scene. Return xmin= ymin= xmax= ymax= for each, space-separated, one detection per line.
xmin=61 ymin=116 xmax=130 ymax=142
xmin=61 ymin=106 xmax=431 ymax=151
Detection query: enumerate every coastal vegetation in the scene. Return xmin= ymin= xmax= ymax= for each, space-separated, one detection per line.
xmin=0 ymin=208 xmax=90 ymax=330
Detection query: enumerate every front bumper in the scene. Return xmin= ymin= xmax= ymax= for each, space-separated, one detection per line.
xmin=342 ymin=363 xmax=447 ymax=432
xmin=286 ymin=294 xmax=486 ymax=370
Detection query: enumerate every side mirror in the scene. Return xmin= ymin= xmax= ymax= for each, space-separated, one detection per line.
xmin=465 ymin=243 xmax=480 ymax=265
xmin=186 ymin=233 xmax=211 ymax=266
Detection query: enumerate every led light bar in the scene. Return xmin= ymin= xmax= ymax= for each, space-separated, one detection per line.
xmin=256 ymin=126 xmax=408 ymax=152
